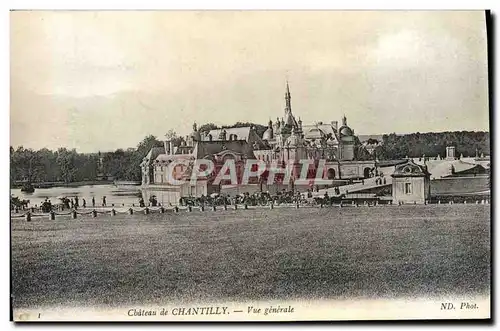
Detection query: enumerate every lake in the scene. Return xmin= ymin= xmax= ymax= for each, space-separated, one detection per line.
xmin=10 ymin=184 xmax=183 ymax=207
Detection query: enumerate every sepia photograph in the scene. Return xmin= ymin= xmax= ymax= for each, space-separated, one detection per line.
xmin=9 ymin=10 xmax=491 ymax=321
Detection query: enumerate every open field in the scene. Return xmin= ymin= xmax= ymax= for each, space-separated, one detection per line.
xmin=11 ymin=205 xmax=490 ymax=309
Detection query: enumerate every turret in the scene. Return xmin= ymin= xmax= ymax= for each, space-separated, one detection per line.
xmin=218 ymin=129 xmax=227 ymax=141
xmin=263 ymin=119 xmax=274 ymax=141
xmin=191 ymin=122 xmax=201 ymax=142
xmin=338 ymin=115 xmax=354 ymax=161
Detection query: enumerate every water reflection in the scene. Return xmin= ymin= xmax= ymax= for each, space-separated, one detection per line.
xmin=10 ymin=185 xmax=182 ymax=207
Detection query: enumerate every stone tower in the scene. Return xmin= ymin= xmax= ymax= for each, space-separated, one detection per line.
xmin=338 ymin=115 xmax=355 ymax=161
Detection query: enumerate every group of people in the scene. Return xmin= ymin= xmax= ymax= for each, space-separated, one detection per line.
xmin=138 ymin=195 xmax=158 ymax=208
xmin=46 ymin=196 xmax=109 ymax=211
xmin=60 ymin=196 xmax=107 ymax=209
xmin=178 ymin=190 xmax=310 ymax=207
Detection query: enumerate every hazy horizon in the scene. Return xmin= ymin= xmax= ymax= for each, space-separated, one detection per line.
xmin=9 ymin=128 xmax=490 ymax=154
xmin=11 ymin=11 xmax=489 ymax=153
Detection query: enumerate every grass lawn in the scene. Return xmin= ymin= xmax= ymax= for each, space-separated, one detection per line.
xmin=11 ymin=205 xmax=490 ymax=308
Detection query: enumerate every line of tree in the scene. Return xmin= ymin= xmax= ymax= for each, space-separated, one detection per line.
xmin=10 ymin=135 xmax=164 ymax=186
xmin=10 ymin=128 xmax=490 ymax=186
xmin=373 ymin=131 xmax=490 ymax=160
xmin=10 ymin=147 xmax=100 ymax=185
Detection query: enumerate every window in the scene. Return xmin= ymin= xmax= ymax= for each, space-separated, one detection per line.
xmin=404 ymin=182 xmax=412 ymax=194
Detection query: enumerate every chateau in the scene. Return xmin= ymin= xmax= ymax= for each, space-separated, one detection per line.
xmin=140 ymin=83 xmax=378 ymax=196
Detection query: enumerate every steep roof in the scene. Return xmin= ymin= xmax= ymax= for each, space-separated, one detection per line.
xmin=284 ymin=111 xmax=298 ymax=128
xmin=425 ymin=160 xmax=486 ymax=179
xmin=141 ymin=146 xmax=165 ymax=166
xmin=302 ymin=123 xmax=339 ymax=143
xmin=207 ymin=127 xmax=252 ymax=141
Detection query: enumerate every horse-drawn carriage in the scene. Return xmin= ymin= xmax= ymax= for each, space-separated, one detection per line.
xmin=311 ymin=193 xmax=346 ymax=206
xmin=10 ymin=195 xmax=30 ymax=211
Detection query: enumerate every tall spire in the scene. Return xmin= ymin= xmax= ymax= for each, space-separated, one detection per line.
xmin=285 ymin=80 xmax=292 ymax=113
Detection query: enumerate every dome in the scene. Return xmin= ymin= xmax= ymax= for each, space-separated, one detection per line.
xmin=339 ymin=126 xmax=353 ymax=136
xmin=263 ymin=127 xmax=273 ymax=141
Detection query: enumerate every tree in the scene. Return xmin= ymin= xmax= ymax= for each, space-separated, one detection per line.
xmin=368 ymin=131 xmax=489 ymax=160
xmin=164 ymin=129 xmax=183 ymax=147
xmin=165 ymin=129 xmax=177 ymax=140
xmin=198 ymin=123 xmax=219 ymax=133
xmin=10 ymin=146 xmax=45 ymax=183
xmin=221 ymin=122 xmax=268 ymax=137
xmin=122 ymin=135 xmax=164 ymax=181
xmin=56 ymin=148 xmax=78 ymax=183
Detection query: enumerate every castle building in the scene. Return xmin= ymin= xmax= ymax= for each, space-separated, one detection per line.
xmin=141 ymin=122 xmax=256 ymax=197
xmin=391 ymin=159 xmax=431 ymax=204
xmin=253 ymin=82 xmax=375 ymax=183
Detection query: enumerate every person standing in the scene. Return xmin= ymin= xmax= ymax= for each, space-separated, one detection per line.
xmin=92 ymin=197 xmax=95 ymax=208
xmin=102 ymin=196 xmax=107 ymax=207
xmin=82 ymin=198 xmax=86 ymax=208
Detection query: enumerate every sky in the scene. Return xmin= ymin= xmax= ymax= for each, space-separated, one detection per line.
xmin=10 ymin=11 xmax=489 ymax=153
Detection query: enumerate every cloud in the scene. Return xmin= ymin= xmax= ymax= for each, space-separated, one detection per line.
xmin=10 ymin=11 xmax=489 ymax=152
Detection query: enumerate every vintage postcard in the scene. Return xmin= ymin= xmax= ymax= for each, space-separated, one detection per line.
xmin=10 ymin=10 xmax=491 ymax=321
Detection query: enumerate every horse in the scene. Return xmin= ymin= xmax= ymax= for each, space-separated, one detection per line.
xmin=10 ymin=196 xmax=30 ymax=210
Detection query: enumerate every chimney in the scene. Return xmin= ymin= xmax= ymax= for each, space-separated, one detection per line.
xmin=164 ymin=140 xmax=171 ymax=155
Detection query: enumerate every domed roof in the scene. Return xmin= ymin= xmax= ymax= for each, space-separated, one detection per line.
xmin=305 ymin=128 xmax=324 ymax=140
xmin=339 ymin=115 xmax=353 ymax=136
xmin=339 ymin=126 xmax=353 ymax=136
xmin=263 ymin=127 xmax=273 ymax=141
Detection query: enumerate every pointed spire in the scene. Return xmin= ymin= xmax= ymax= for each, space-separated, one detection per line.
xmin=284 ymin=80 xmax=292 ymax=114
xmin=342 ymin=114 xmax=347 ymax=126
